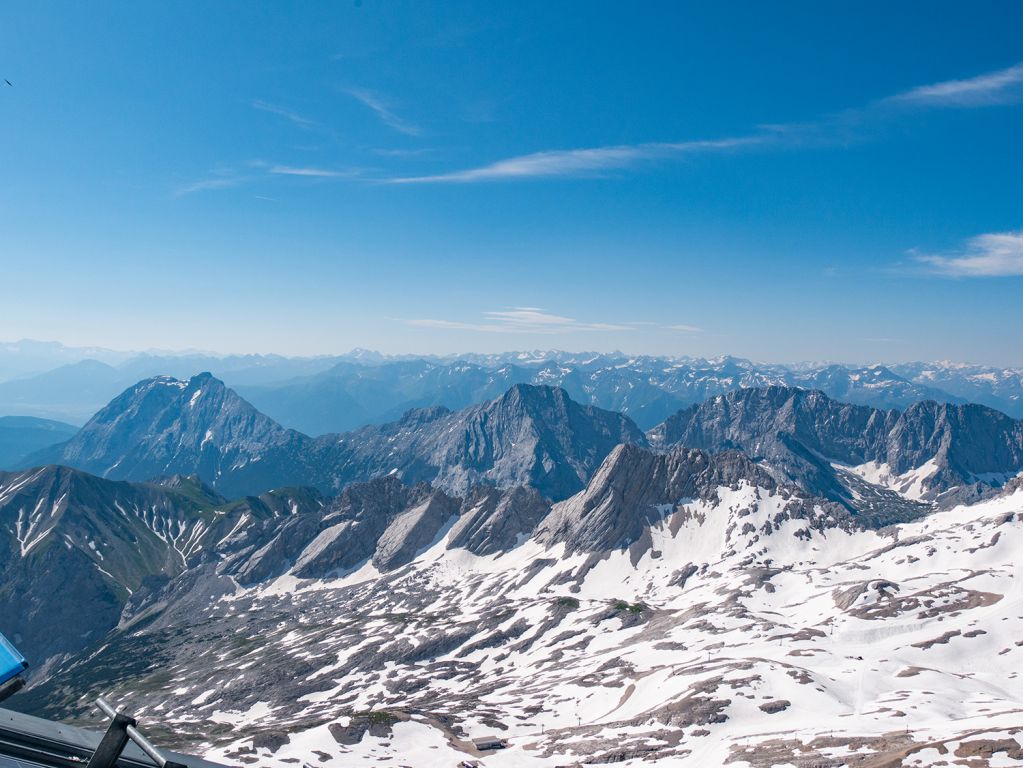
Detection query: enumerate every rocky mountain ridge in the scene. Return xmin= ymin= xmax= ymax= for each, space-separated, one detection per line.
xmin=28 ymin=376 xmax=644 ymax=501
xmin=25 ymin=375 xmax=1023 ymax=530
xmin=649 ymin=385 xmax=1023 ymax=522
xmin=1 ymin=437 xmax=849 ymax=681
xmin=4 ymin=372 xmax=1023 ymax=766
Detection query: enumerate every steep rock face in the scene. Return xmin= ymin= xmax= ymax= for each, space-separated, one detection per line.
xmin=888 ymin=400 xmax=1023 ymax=480
xmin=218 ymin=476 xmax=425 ymax=584
xmin=319 ymin=383 xmax=646 ymax=501
xmin=448 ymin=485 xmax=551 ymax=556
xmin=0 ymin=466 xmax=212 ymax=665
xmin=651 ymin=388 xmax=895 ymax=462
xmin=536 ymin=444 xmax=783 ymax=553
xmin=218 ymin=477 xmax=464 ymax=582
xmin=372 ymin=492 xmax=460 ymax=571
xmin=649 ymin=387 xmax=1023 ymax=509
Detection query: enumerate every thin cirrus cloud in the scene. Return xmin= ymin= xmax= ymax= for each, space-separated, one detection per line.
xmin=346 ymin=88 xmax=421 ymax=136
xmin=269 ymin=165 xmax=359 ymax=178
xmin=251 ymin=100 xmax=318 ymax=129
xmin=667 ymin=324 xmax=704 ymax=333
xmin=883 ymin=62 xmax=1023 ymax=107
xmin=389 ymin=137 xmax=764 ymax=184
xmin=173 ymin=166 xmax=254 ymax=196
xmin=914 ymin=230 xmax=1023 ymax=277
xmin=188 ymin=63 xmax=1023 ymax=195
xmin=176 ymin=163 xmax=359 ymax=195
xmin=389 ymin=61 xmax=1023 ymax=184
xmin=407 ymin=308 xmax=634 ymax=334
xmin=174 ymin=176 xmax=244 ymax=196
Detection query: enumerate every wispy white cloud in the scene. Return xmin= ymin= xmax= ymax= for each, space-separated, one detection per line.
xmin=175 ymin=162 xmax=360 ymax=195
xmin=407 ymin=308 xmax=633 ymax=334
xmin=914 ymin=230 xmax=1023 ymax=277
xmin=269 ymin=165 xmax=358 ymax=178
xmin=387 ymin=61 xmax=1023 ymax=184
xmin=667 ymin=324 xmax=704 ymax=333
xmin=884 ymin=62 xmax=1023 ymax=107
xmin=251 ymin=100 xmax=317 ymax=128
xmin=390 ymin=137 xmax=763 ymax=183
xmin=174 ymin=171 xmax=249 ymax=196
xmin=346 ymin=88 xmax=421 ymax=135
xmin=372 ymin=147 xmax=440 ymax=158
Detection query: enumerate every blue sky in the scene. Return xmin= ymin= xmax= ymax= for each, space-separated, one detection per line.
xmin=1 ymin=1 xmax=1021 ymax=364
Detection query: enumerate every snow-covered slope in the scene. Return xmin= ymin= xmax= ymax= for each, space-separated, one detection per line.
xmin=26 ymin=475 xmax=1023 ymax=767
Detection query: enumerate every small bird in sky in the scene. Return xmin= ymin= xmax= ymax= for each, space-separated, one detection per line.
xmin=3 ymin=80 xmax=11 ymax=87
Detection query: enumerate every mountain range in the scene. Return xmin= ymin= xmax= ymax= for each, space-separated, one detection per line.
xmin=3 ymin=364 xmax=1023 ymax=766
xmin=2 ymin=370 xmax=1019 ymax=669
xmin=0 ymin=464 xmax=322 ymax=670
xmin=22 ymin=373 xmax=1023 ymax=524
xmin=1 ymin=345 xmax=1021 ymax=429
xmin=26 ymin=375 xmax=643 ymax=501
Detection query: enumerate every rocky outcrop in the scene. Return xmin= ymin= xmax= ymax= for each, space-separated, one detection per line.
xmin=373 ymin=492 xmax=460 ymax=571
xmin=448 ymin=485 xmax=551 ymax=556
xmin=536 ymin=444 xmax=780 ymax=553
xmin=649 ymin=387 xmax=1023 ymax=509
xmin=220 ymin=476 xmax=433 ymax=583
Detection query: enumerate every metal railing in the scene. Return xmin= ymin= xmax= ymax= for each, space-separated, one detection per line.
xmin=86 ymin=697 xmax=187 ymax=768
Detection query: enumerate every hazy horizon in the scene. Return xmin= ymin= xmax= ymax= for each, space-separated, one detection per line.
xmin=2 ymin=336 xmax=1020 ymax=370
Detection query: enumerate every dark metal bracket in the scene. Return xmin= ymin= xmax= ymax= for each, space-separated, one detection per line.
xmin=86 ymin=697 xmax=187 ymax=768
xmin=0 ymin=677 xmax=25 ymax=705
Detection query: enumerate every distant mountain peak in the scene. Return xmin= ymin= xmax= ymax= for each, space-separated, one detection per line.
xmin=650 ymin=385 xmax=1023 ymax=522
xmin=27 ymin=373 xmax=313 ymax=498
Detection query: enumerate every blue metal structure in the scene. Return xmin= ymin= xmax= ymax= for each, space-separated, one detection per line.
xmin=0 ymin=636 xmax=26 ymax=688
